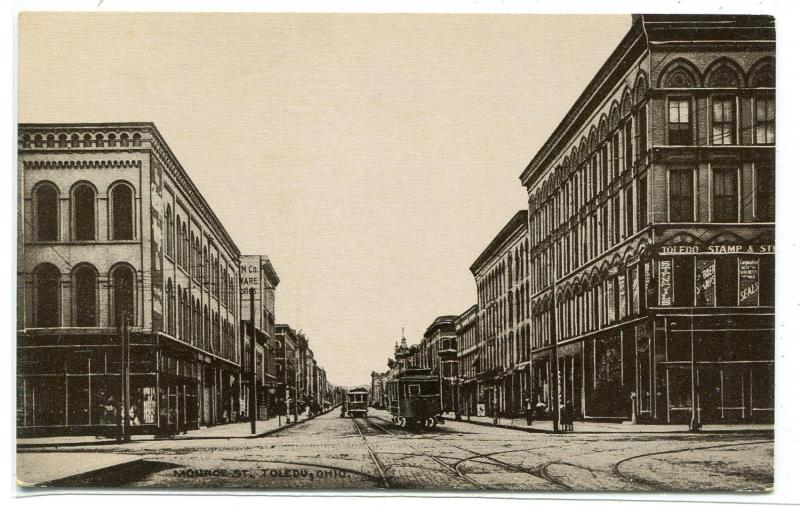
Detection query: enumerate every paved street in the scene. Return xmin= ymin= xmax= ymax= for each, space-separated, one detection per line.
xmin=17 ymin=408 xmax=772 ymax=491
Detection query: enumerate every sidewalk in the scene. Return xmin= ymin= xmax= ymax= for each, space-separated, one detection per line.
xmin=441 ymin=412 xmax=774 ymax=434
xmin=17 ymin=412 xmax=320 ymax=448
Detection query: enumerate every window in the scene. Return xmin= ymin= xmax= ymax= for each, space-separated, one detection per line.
xmin=669 ymin=170 xmax=694 ymax=222
xmin=624 ymin=120 xmax=633 ymax=170
xmin=612 ymin=132 xmax=620 ymax=177
xmin=73 ymin=184 xmax=96 ymax=241
xmin=34 ymin=183 xmax=59 ymax=241
xmin=673 ymin=256 xmax=694 ymax=306
xmin=668 ymin=98 xmax=692 ymax=145
xmin=695 ymin=259 xmax=716 ymax=307
xmin=755 ymin=164 xmax=775 ymax=221
xmin=165 ymin=205 xmax=174 ymax=256
xmin=74 ymin=265 xmax=97 ymax=326
xmin=111 ymin=184 xmax=134 ymax=240
xmin=35 ymin=263 xmax=60 ymax=327
xmin=624 ymin=187 xmax=634 ymax=237
xmin=636 ymin=106 xmax=648 ymax=158
xmin=112 ymin=265 xmax=135 ymax=325
xmin=760 ymin=256 xmax=775 ymax=306
xmin=716 ymin=256 xmax=738 ymax=306
xmin=754 ymin=97 xmax=775 ymax=145
xmin=637 ymin=176 xmax=648 ymax=230
xmin=166 ymin=279 xmax=175 ymax=335
xmin=712 ymin=97 xmax=737 ymax=145
xmin=739 ymin=258 xmax=760 ymax=306
xmin=712 ymin=168 xmax=738 ymax=222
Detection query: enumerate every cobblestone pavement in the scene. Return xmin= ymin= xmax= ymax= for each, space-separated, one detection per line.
xmin=17 ymin=409 xmax=772 ymax=491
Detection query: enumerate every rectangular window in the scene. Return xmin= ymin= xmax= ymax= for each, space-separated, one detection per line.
xmin=618 ymin=274 xmax=628 ymax=319
xmin=668 ymin=98 xmax=692 ymax=145
xmin=739 ymin=258 xmax=760 ymax=306
xmin=755 ymin=163 xmax=775 ymax=221
xmin=612 ymin=132 xmax=620 ymax=177
xmin=712 ymin=97 xmax=737 ymax=145
xmin=760 ymin=256 xmax=774 ymax=306
xmin=636 ymin=106 xmax=648 ymax=157
xmin=637 ymin=176 xmax=648 ymax=230
xmin=601 ymin=145 xmax=609 ymax=187
xmin=669 ymin=169 xmax=694 ymax=222
xmin=612 ymin=196 xmax=621 ymax=243
xmin=754 ymin=97 xmax=775 ymax=145
xmin=673 ymin=256 xmax=694 ymax=307
xmin=696 ymin=259 xmax=716 ymax=307
xmin=624 ymin=119 xmax=633 ymax=170
xmin=712 ymin=168 xmax=738 ymax=222
xmin=625 ymin=186 xmax=634 ymax=237
xmin=716 ymin=256 xmax=738 ymax=306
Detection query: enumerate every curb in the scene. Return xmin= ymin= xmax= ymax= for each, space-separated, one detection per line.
xmin=17 ymin=410 xmax=336 ymax=449
xmin=442 ymin=416 xmax=775 ymax=435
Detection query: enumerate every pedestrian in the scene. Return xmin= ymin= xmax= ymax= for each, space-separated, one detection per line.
xmin=564 ymin=401 xmax=574 ymax=432
xmin=492 ymin=397 xmax=499 ymax=425
xmin=524 ymin=398 xmax=533 ymax=426
xmin=535 ymin=400 xmax=546 ymax=420
xmin=340 ymin=403 xmax=346 ymax=418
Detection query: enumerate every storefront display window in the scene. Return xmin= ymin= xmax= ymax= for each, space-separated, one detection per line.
xmin=696 ymin=259 xmax=716 ymax=306
xmin=658 ymin=260 xmax=673 ymax=306
xmin=739 ymin=258 xmax=760 ymax=306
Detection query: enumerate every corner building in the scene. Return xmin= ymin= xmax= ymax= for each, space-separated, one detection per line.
xmin=17 ymin=123 xmax=242 ymax=436
xmin=521 ymin=15 xmax=774 ymax=423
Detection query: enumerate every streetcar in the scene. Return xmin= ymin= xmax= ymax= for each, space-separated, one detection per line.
xmin=345 ymin=387 xmax=369 ymax=418
xmin=387 ymin=368 xmax=443 ymax=429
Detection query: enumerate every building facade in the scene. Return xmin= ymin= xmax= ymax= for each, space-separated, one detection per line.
xmin=455 ymin=305 xmax=479 ymax=416
xmin=275 ymin=324 xmax=297 ymax=417
xmin=239 ymin=255 xmax=279 ymax=420
xmin=17 ymin=123 xmax=242 ymax=436
xmin=521 ymin=15 xmax=774 ymax=423
xmin=424 ymin=316 xmax=459 ymax=412
xmin=470 ymin=210 xmax=531 ymax=416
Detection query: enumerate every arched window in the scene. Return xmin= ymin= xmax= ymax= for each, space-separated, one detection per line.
xmin=112 ymin=265 xmax=135 ymax=325
xmin=35 ymin=263 xmax=60 ymax=327
xmin=165 ymin=205 xmax=174 ymax=256
xmin=73 ymin=183 xmax=96 ymax=241
xmin=182 ymin=223 xmax=189 ymax=270
xmin=34 ymin=182 xmax=59 ymax=241
xmin=110 ymin=183 xmax=134 ymax=240
xmin=166 ymin=278 xmax=175 ymax=335
xmin=74 ymin=265 xmax=97 ymax=327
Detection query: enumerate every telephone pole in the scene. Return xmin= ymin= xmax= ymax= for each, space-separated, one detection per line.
xmin=118 ymin=311 xmax=131 ymax=442
xmin=550 ymin=279 xmax=560 ymax=433
xmin=250 ymin=287 xmax=257 ymax=435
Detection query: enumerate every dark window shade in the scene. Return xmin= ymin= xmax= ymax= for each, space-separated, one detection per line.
xmin=713 ymin=168 xmax=738 ymax=222
xmin=74 ymin=185 xmax=96 ymax=241
xmin=35 ymin=264 xmax=60 ymax=327
xmin=111 ymin=185 xmax=134 ymax=240
xmin=669 ymin=170 xmax=694 ymax=222
xmin=673 ymin=256 xmax=694 ymax=306
xmin=756 ymin=164 xmax=775 ymax=222
xmin=75 ymin=267 xmax=97 ymax=327
xmin=716 ymin=256 xmax=738 ymax=306
xmin=35 ymin=185 xmax=59 ymax=241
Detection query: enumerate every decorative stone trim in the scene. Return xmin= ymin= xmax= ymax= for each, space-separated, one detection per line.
xmin=23 ymin=159 xmax=142 ymax=170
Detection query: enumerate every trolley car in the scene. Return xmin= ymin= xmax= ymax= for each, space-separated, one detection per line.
xmin=387 ymin=368 xmax=443 ymax=429
xmin=345 ymin=387 xmax=369 ymax=418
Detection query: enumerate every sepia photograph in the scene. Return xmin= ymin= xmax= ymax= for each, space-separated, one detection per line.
xmin=13 ymin=4 xmax=778 ymax=494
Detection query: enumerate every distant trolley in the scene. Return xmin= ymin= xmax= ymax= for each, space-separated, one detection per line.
xmin=345 ymin=387 xmax=369 ymax=418
xmin=387 ymin=368 xmax=443 ymax=430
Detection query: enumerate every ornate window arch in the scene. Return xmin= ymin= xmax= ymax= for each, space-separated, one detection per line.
xmin=32 ymin=181 xmax=59 ymax=241
xmin=71 ymin=181 xmax=97 ymax=241
xmin=704 ymin=58 xmax=745 ymax=88
xmin=73 ymin=263 xmax=98 ymax=327
xmin=34 ymin=263 xmax=60 ymax=327
xmin=748 ymin=56 xmax=776 ymax=88
xmin=165 ymin=204 xmax=174 ymax=256
xmin=659 ymin=59 xmax=702 ymax=88
xmin=109 ymin=181 xmax=135 ymax=240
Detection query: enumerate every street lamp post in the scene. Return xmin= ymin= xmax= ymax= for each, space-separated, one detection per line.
xmin=549 ymin=280 xmax=560 ymax=433
xmin=249 ymin=288 xmax=257 ymax=435
xmin=688 ymin=309 xmax=701 ymax=432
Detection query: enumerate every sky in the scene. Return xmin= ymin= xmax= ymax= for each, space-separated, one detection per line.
xmin=18 ymin=12 xmax=631 ymax=387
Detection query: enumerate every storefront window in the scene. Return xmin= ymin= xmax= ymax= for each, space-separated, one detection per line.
xmin=673 ymin=256 xmax=694 ymax=307
xmin=658 ymin=260 xmax=673 ymax=306
xmin=717 ymin=256 xmax=738 ymax=306
xmin=739 ymin=258 xmax=760 ymax=306
xmin=696 ymin=259 xmax=716 ymax=307
xmin=67 ymin=377 xmax=91 ymax=426
xmin=91 ymin=377 xmax=119 ymax=425
xmin=760 ymin=256 xmax=775 ymax=306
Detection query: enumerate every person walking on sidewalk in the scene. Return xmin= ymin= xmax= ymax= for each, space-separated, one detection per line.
xmin=524 ymin=398 xmax=534 ymax=426
xmin=563 ymin=401 xmax=574 ymax=432
xmin=492 ymin=397 xmax=500 ymax=425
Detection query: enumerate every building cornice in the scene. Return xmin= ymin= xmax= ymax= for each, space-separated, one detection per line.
xmin=469 ymin=210 xmax=528 ymax=275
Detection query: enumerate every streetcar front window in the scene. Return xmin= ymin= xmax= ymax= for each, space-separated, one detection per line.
xmin=408 ymin=384 xmax=420 ymax=396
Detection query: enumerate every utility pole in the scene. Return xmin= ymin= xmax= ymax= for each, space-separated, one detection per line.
xmin=250 ymin=287 xmax=257 ymax=435
xmin=118 ymin=311 xmax=131 ymax=442
xmin=550 ymin=280 xmax=560 ymax=433
xmin=689 ymin=309 xmax=701 ymax=432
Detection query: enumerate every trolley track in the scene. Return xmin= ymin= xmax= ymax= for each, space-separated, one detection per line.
xmin=365 ymin=413 xmax=568 ymax=490
xmin=351 ymin=417 xmax=390 ymax=488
